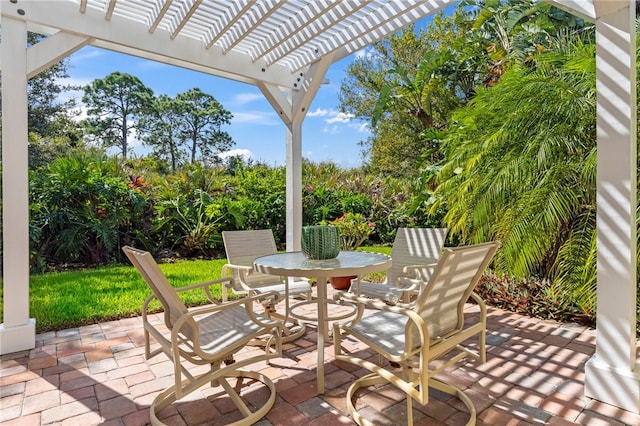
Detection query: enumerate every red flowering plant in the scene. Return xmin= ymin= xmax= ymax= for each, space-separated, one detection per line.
xmin=329 ymin=212 xmax=375 ymax=250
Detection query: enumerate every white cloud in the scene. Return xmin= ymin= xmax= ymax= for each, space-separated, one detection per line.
xmin=60 ymin=76 xmax=94 ymax=87
xmin=307 ymin=107 xmax=329 ymax=117
xmin=54 ymin=76 xmax=92 ymax=104
xmin=352 ymin=121 xmax=369 ymax=133
xmin=308 ymin=108 xmax=355 ymax=126
xmin=69 ymin=106 xmax=89 ymax=122
xmin=322 ymin=125 xmax=340 ymax=135
xmin=326 ymin=112 xmax=355 ymax=124
xmin=219 ymin=148 xmax=252 ymax=161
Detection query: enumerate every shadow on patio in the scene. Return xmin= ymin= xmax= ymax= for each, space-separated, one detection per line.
xmin=2 ymin=284 xmax=640 ymax=426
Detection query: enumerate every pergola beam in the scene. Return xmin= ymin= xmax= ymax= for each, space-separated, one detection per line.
xmin=3 ymin=0 xmax=298 ymax=89
xmin=546 ymin=0 xmax=596 ymax=21
xmin=27 ymin=31 xmax=91 ymax=78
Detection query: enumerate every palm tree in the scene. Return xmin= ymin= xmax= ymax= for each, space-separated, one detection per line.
xmin=431 ymin=29 xmax=598 ymax=315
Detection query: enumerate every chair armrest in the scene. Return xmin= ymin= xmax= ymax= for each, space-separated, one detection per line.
xmin=142 ymin=278 xmax=232 ymax=312
xmin=468 ymin=291 xmax=487 ymax=318
xmin=173 ymin=277 xmax=232 ymax=303
xmin=221 ymin=263 xmax=252 ymax=277
xmin=221 ymin=263 xmax=256 ymax=301
xmin=339 ymin=291 xmax=416 ymax=316
xmin=174 ymin=290 xmax=284 ymax=332
xmin=141 ymin=293 xmax=159 ymax=318
xmin=402 ymin=262 xmax=438 ymax=279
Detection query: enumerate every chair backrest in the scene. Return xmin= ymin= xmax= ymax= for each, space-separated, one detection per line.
xmin=122 ymin=246 xmax=196 ymax=338
xmin=413 ymin=241 xmax=499 ymax=340
xmin=222 ymin=229 xmax=284 ymax=288
xmin=387 ymin=227 xmax=448 ymax=285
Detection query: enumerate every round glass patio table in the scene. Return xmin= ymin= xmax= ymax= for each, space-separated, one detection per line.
xmin=253 ymin=250 xmax=392 ymax=394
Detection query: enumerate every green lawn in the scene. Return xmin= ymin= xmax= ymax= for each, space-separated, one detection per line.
xmin=0 ymin=246 xmax=391 ymax=332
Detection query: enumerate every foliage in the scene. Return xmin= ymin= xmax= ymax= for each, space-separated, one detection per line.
xmin=221 ymin=162 xmax=287 ymax=241
xmin=138 ymin=94 xmax=188 ymax=172
xmin=329 ymin=212 xmax=375 ymax=250
xmin=302 ymin=183 xmax=343 ymax=225
xmin=339 ymin=1 xmax=587 ymax=177
xmin=25 ymin=149 xmax=450 ymax=264
xmin=458 ymin=0 xmax=586 ymax=83
xmin=28 ymin=131 xmax=95 ymax=170
xmin=432 ymin=30 xmax=597 ymax=315
xmin=82 ymin=72 xmax=154 ymax=159
xmin=29 ymin=152 xmax=150 ymax=268
xmin=371 ymin=49 xmax=461 ymax=165
xmin=153 ymin=189 xmax=223 ymax=256
xmin=339 ymin=24 xmax=459 ymax=176
xmin=150 ymin=165 xmax=231 ymax=257
xmin=475 ymin=272 xmax=586 ymax=325
xmin=148 ymin=162 xmax=287 ymax=254
xmin=170 ymin=88 xmax=234 ymax=164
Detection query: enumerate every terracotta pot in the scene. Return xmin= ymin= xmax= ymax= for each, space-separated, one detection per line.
xmin=330 ymin=275 xmax=357 ymax=290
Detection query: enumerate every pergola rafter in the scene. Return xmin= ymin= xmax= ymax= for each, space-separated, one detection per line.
xmin=0 ymin=0 xmax=637 ymax=415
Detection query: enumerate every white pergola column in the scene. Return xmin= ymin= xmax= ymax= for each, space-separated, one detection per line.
xmin=584 ymin=1 xmax=639 ymax=413
xmin=260 ymin=55 xmax=333 ymax=251
xmin=285 ymin=120 xmax=303 ymax=251
xmin=0 ymin=16 xmax=35 ymax=354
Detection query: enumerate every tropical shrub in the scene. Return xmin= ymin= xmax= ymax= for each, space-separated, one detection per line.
xmin=221 ymin=198 xmax=267 ymax=231
xmin=153 ymin=189 xmax=222 ymax=256
xmin=232 ymin=163 xmax=287 ymax=241
xmin=329 ymin=212 xmax=376 ymax=250
xmin=431 ymin=32 xmax=598 ymax=316
xmin=475 ymin=272 xmax=586 ymax=325
xmin=302 ymin=183 xmax=343 ymax=225
xmin=30 ymin=153 xmax=149 ymax=268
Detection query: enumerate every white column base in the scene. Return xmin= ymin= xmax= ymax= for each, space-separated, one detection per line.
xmin=585 ymin=355 xmax=640 ymax=414
xmin=0 ymin=318 xmax=36 ymax=354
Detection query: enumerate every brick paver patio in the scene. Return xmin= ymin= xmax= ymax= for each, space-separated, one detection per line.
xmin=2 ymin=284 xmax=640 ymax=426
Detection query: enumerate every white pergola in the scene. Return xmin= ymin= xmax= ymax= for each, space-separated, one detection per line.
xmin=1 ymin=0 xmax=637 ymax=414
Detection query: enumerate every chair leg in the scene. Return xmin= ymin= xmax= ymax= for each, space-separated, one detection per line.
xmin=150 ymin=369 xmax=277 ymax=426
xmin=254 ymin=302 xmax=306 ymax=344
xmin=144 ymin=328 xmax=151 ymax=358
xmin=267 ymin=311 xmax=306 ymax=343
xmin=344 ymin=372 xmax=477 ymax=426
xmin=479 ymin=328 xmax=486 ymax=363
xmin=429 ymin=378 xmax=476 ymax=426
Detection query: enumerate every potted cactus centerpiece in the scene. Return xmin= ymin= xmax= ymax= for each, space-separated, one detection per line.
xmin=327 ymin=213 xmax=376 ymax=289
xmin=301 ymin=225 xmax=340 ymax=260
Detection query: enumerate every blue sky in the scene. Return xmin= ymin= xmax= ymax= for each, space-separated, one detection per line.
xmin=63 ymin=46 xmax=371 ymax=168
xmin=61 ymin=5 xmax=457 ymax=168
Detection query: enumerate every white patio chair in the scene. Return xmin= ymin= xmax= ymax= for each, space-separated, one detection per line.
xmin=334 ymin=241 xmax=500 ymax=426
xmin=349 ymin=227 xmax=448 ymax=305
xmin=222 ymin=229 xmax=312 ymax=342
xmin=123 ymin=246 xmax=283 ymax=426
